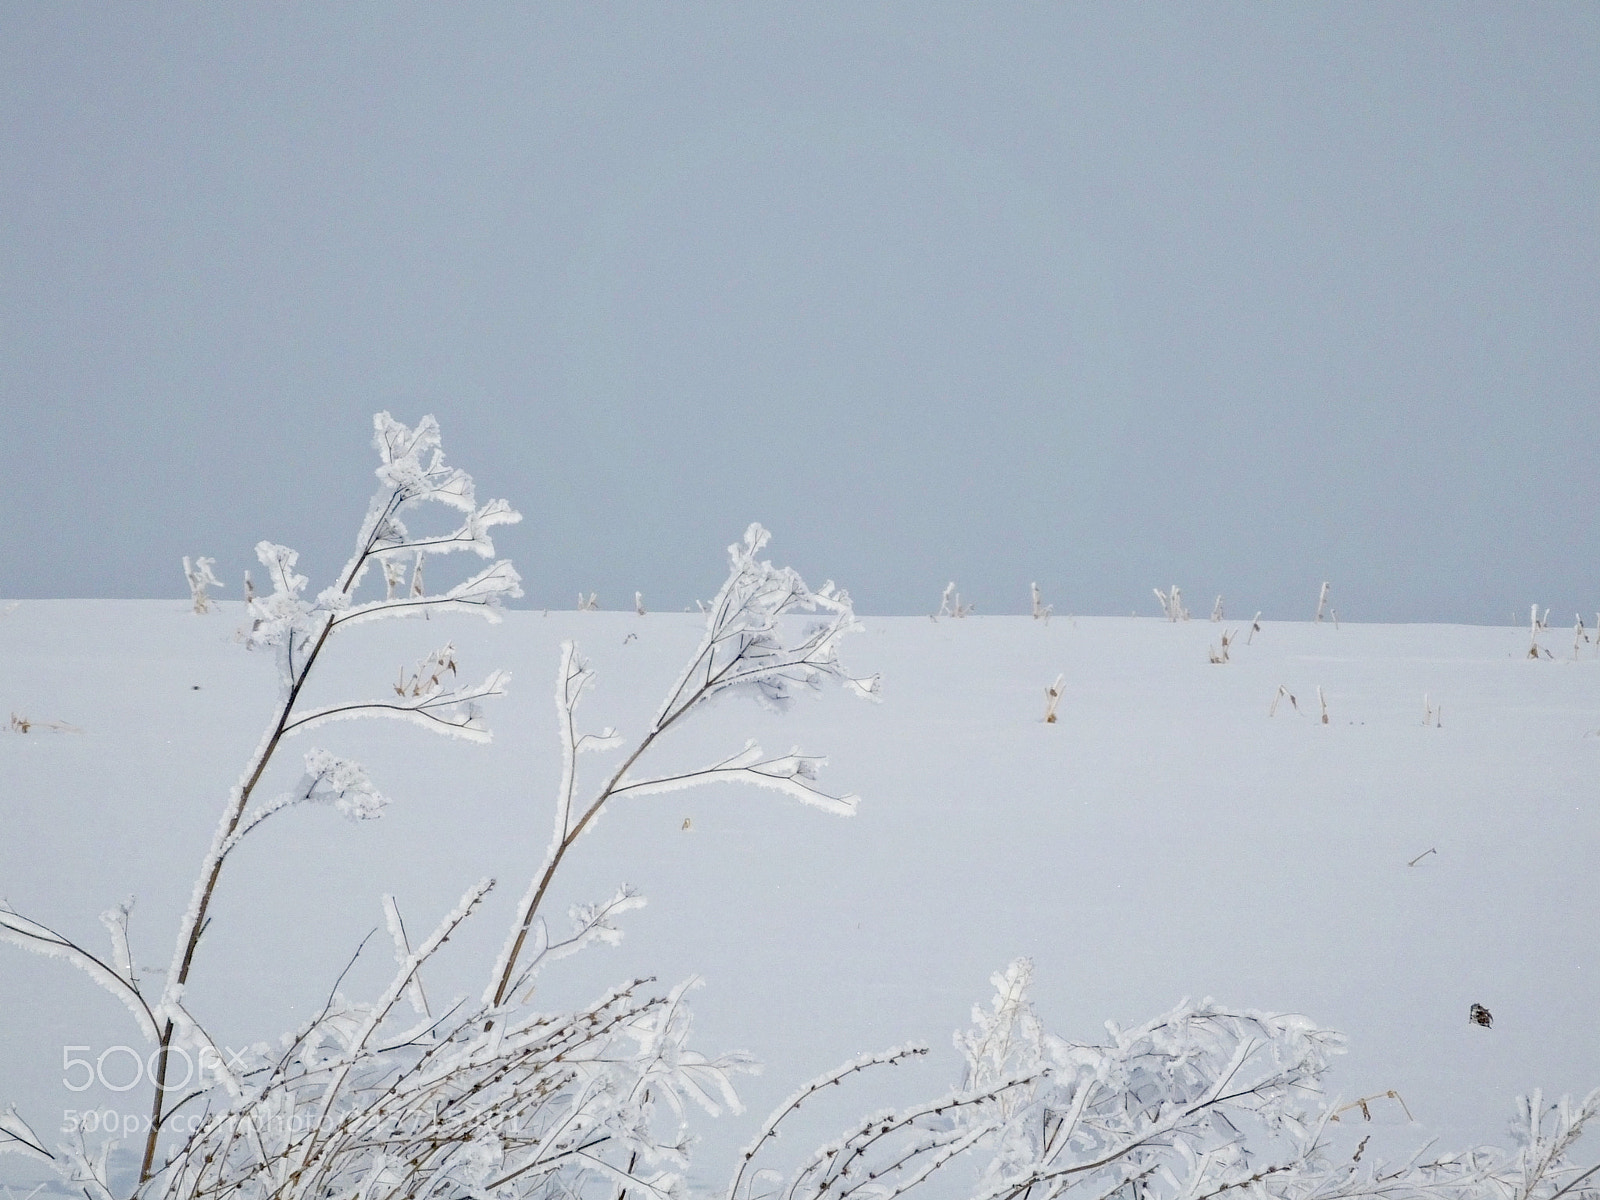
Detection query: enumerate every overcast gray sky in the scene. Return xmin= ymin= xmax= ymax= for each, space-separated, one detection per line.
xmin=2 ymin=6 xmax=1596 ymax=622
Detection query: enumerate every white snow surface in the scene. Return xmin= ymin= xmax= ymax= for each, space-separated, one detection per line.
xmin=2 ymin=601 xmax=1597 ymax=1192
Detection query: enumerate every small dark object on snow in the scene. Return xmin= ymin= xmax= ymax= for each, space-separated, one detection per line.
xmin=1469 ymin=1003 xmax=1493 ymax=1028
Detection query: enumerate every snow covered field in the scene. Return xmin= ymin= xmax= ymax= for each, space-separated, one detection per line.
xmin=3 ymin=597 xmax=1598 ymax=1194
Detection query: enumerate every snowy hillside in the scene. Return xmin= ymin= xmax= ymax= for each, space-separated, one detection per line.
xmin=3 ymin=598 xmax=1598 ymax=1195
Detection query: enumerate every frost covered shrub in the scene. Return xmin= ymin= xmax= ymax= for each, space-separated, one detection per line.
xmin=4 ymin=413 xmax=523 ymax=1192
xmin=0 ymin=416 xmax=879 ymax=1200
xmin=731 ymin=961 xmax=1598 ymax=1200
xmin=3 ymin=415 xmax=1597 ymax=1200
xmin=183 ymin=556 xmax=225 ymax=614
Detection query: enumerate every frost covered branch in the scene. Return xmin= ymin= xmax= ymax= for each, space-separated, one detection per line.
xmin=183 ymin=556 xmax=224 ymax=614
xmin=136 ymin=884 xmax=754 ymax=1200
xmin=655 ymin=525 xmax=879 ymax=724
xmin=936 ymin=582 xmax=972 ymax=619
xmin=0 ymin=413 xmax=521 ymax=1188
xmin=1155 ymin=585 xmax=1188 ymax=622
xmin=0 ymin=902 xmax=159 ymax=1044
xmin=613 ymin=741 xmax=857 ymax=816
xmin=0 ymin=1105 xmax=53 ymax=1162
xmin=1031 ymin=582 xmax=1052 ymax=622
xmin=490 ymin=524 xmax=876 ymax=1009
xmin=727 ymin=1047 xmax=931 ymax=1200
xmin=123 ymin=415 xmax=522 ymax=1178
xmin=742 ymin=961 xmax=1600 ymax=1200
xmin=281 ymin=663 xmax=511 ymax=743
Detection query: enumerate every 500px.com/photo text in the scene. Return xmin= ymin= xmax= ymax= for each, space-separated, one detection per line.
xmin=59 ymin=1110 xmax=393 ymax=1138
xmin=61 ymin=1108 xmax=496 ymax=1138
xmin=62 ymin=1109 xmax=203 ymax=1137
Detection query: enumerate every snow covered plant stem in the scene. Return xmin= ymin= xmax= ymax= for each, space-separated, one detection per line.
xmin=731 ymin=962 xmax=1600 ymax=1200
xmin=0 ymin=413 xmax=522 ymax=1188
xmin=1154 ymin=586 xmax=1186 ymax=622
xmin=489 ymin=523 xmax=878 ymax=1010
xmin=183 ymin=556 xmax=224 ymax=614
xmin=138 ymin=415 xmax=521 ymax=1181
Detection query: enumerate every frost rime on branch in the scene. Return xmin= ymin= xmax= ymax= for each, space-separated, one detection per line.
xmin=731 ymin=961 xmax=1600 ymax=1200
xmin=183 ymin=557 xmax=224 ymax=614
xmin=0 ymin=413 xmax=522 ymax=1190
xmin=489 ymin=523 xmax=878 ymax=1010
xmin=655 ymin=524 xmax=880 ymax=724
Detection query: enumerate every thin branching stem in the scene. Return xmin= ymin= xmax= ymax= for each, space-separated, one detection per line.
xmin=139 ymin=428 xmax=520 ymax=1185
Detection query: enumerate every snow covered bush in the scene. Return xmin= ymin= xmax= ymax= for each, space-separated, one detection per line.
xmin=3 ymin=412 xmax=527 ymax=1191
xmin=1153 ymin=587 xmax=1188 ymax=622
xmin=182 ymin=557 xmax=225 ymax=614
xmin=0 ymin=415 xmax=879 ymax=1200
xmin=729 ymin=961 xmax=1598 ymax=1200
xmin=2 ymin=415 xmax=1595 ymax=1200
xmin=936 ymin=583 xmax=973 ymax=620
